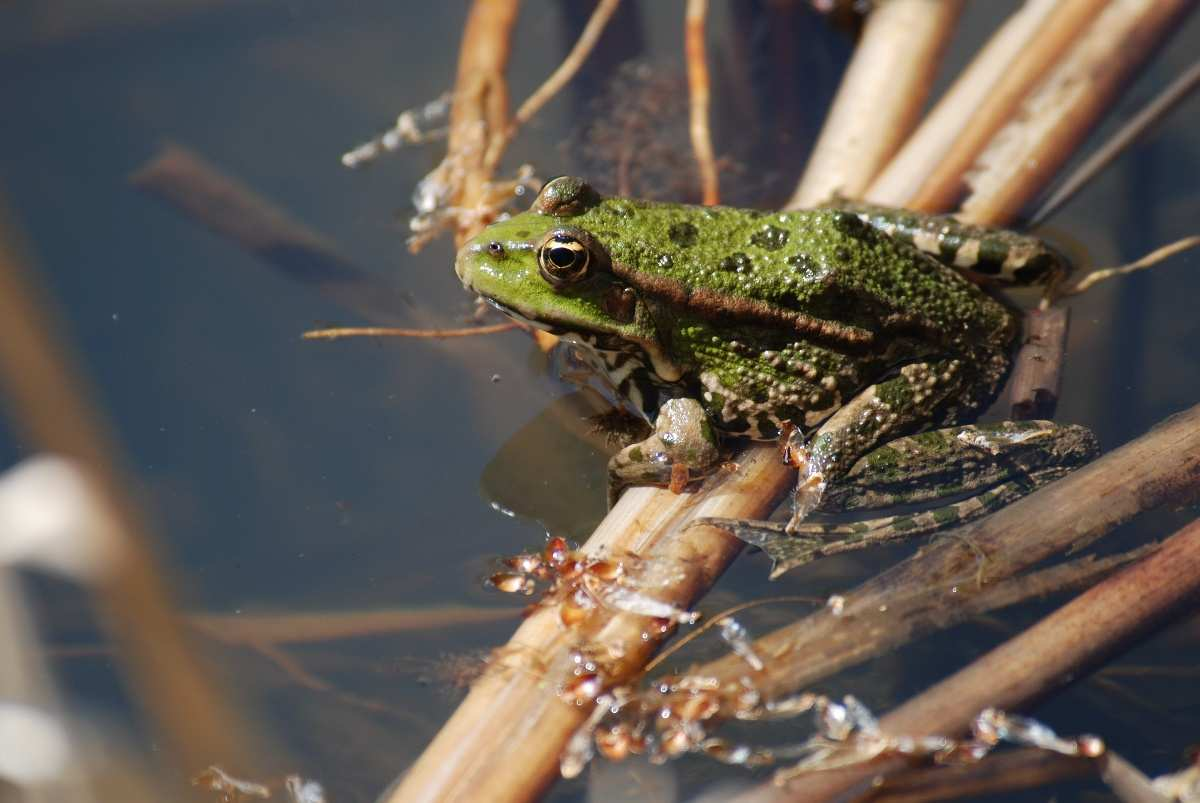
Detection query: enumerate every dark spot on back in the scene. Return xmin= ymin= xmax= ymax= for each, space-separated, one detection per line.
xmin=830 ymin=210 xmax=867 ymax=235
xmin=750 ymin=225 xmax=789 ymax=251
xmin=786 ymin=253 xmax=817 ymax=271
xmin=719 ymin=252 xmax=754 ymax=273
xmin=514 ymin=230 xmax=530 ymax=238
xmin=668 ymin=222 xmax=699 ymax=247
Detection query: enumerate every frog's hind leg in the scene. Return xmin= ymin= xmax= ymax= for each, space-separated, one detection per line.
xmin=719 ymin=475 xmax=1048 ymax=579
xmin=703 ymin=421 xmax=1097 ymax=578
xmin=781 ymin=357 xmax=995 ymax=531
xmin=833 ymin=201 xmax=1071 ymax=289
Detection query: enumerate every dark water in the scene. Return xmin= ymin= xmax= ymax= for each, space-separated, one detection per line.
xmin=2 ymin=2 xmax=1199 ymax=801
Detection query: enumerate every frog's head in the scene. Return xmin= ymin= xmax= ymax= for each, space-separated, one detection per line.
xmin=455 ymin=177 xmax=656 ymax=349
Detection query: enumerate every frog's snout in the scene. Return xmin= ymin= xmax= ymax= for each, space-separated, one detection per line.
xmin=453 ymin=241 xmax=480 ymax=290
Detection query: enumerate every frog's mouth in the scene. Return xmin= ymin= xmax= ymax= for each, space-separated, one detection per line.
xmin=483 ymin=298 xmax=564 ymax=335
xmin=483 ymin=297 xmax=636 ymax=354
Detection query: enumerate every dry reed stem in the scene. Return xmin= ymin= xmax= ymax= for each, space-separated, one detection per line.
xmin=0 ymin=196 xmax=252 ymax=776
xmin=1060 ymin=235 xmax=1200 ymax=297
xmin=1007 ymin=307 xmax=1069 ymax=420
xmin=1031 ymin=58 xmax=1200 ymax=224
xmin=301 ymin=323 xmax=518 ymax=340
xmin=959 ymin=0 xmax=1196 ymax=226
xmin=737 ymin=514 xmax=1200 ymax=803
xmin=685 ymin=0 xmax=719 ymax=206
xmin=441 ymin=0 xmax=519 ymax=247
xmin=679 ymin=402 xmax=1200 ymax=722
xmin=786 ymin=0 xmax=964 ymax=209
xmin=1097 ymin=751 xmax=1172 ymax=803
xmin=383 ymin=446 xmax=795 ymax=803
xmin=871 ymin=747 xmax=1093 ymax=803
xmin=866 ymin=0 xmax=1098 ymax=208
xmin=481 ymin=0 xmax=621 ymax=175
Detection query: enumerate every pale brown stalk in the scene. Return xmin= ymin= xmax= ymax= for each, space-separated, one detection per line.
xmin=786 ymin=0 xmax=964 ymax=209
xmin=685 ymin=0 xmax=719 ymax=206
xmin=382 ymin=446 xmax=795 ymax=803
xmin=960 ymin=0 xmax=1196 ymax=226
xmin=867 ymin=0 xmax=1099 ymax=208
xmin=189 ymin=605 xmax=518 ymax=646
xmin=437 ymin=0 xmax=519 ymax=247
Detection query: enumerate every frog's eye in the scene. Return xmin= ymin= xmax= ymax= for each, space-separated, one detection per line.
xmin=538 ymin=234 xmax=591 ymax=286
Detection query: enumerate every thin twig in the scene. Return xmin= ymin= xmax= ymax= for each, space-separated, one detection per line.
xmin=685 ymin=0 xmax=719 ymax=205
xmin=1057 ymin=235 xmax=1200 ymax=299
xmin=482 ymin=0 xmax=621 ymax=173
xmin=643 ymin=595 xmax=823 ymax=675
xmin=1031 ymin=59 xmax=1200 ymax=226
xmin=301 ymin=322 xmax=518 ymax=340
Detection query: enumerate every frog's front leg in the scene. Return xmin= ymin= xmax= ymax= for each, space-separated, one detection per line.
xmin=607 ymin=397 xmax=721 ymax=506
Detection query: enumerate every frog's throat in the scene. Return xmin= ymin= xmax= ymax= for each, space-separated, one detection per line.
xmin=484 ymin=298 xmax=684 ymax=384
xmin=607 ymin=264 xmax=877 ymax=348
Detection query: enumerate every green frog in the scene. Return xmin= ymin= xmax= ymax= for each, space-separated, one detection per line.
xmin=455 ymin=177 xmax=1096 ymax=575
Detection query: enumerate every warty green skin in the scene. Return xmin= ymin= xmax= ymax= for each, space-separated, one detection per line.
xmin=456 ymin=178 xmax=1016 ymax=442
xmin=454 ymin=176 xmax=1085 ymax=544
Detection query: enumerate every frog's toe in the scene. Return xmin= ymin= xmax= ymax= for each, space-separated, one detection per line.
xmin=607 ymin=397 xmax=722 ymax=504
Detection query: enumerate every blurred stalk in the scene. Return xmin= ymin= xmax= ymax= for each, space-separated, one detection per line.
xmin=0 ymin=193 xmax=252 ymax=780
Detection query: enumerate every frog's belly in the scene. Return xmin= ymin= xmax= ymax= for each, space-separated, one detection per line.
xmin=565 ymin=334 xmax=666 ymax=420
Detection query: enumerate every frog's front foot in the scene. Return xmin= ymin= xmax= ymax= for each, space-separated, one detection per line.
xmin=780 ymin=427 xmax=829 ymax=532
xmin=607 ymin=398 xmax=721 ymax=505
